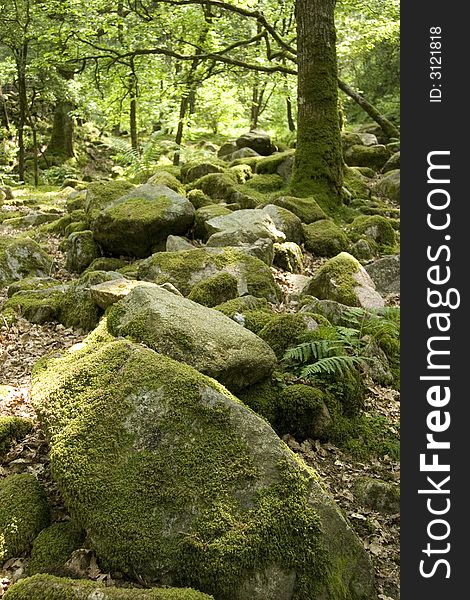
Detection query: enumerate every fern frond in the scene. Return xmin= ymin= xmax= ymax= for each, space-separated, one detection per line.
xmin=300 ymin=355 xmax=368 ymax=378
xmin=283 ymin=340 xmax=343 ymax=364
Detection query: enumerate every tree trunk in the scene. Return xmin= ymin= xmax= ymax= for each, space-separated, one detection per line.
xmin=250 ymin=84 xmax=260 ymax=130
xmin=0 ymin=86 xmax=10 ymax=131
xmin=173 ymin=93 xmax=190 ymax=166
xmin=286 ymin=96 xmax=296 ymax=132
xmin=291 ymin=0 xmax=343 ymax=212
xmin=47 ymin=99 xmax=75 ymax=161
xmin=337 ymin=78 xmax=400 ymax=140
xmin=15 ymin=44 xmax=28 ymax=182
xmin=129 ymin=57 xmax=139 ymax=151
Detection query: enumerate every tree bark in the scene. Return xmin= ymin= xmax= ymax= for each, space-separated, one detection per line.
xmin=15 ymin=43 xmax=28 ymax=182
xmin=173 ymin=92 xmax=190 ymax=166
xmin=291 ymin=0 xmax=343 ymax=212
xmin=129 ymin=59 xmax=139 ymax=151
xmin=337 ymin=78 xmax=400 ymax=140
xmin=46 ymin=70 xmax=75 ymax=162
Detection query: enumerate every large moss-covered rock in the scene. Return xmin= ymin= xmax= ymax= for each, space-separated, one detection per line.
xmin=0 ymin=237 xmax=53 ymax=287
xmin=187 ymin=172 xmax=239 ymax=202
xmin=3 ymin=286 xmax=67 ymax=324
xmin=28 ymin=522 xmax=85 ymax=576
xmin=381 ymin=152 xmax=400 ymax=174
xmin=304 ymin=252 xmax=385 ymax=309
xmin=205 ymin=209 xmax=286 ymax=245
xmin=66 ymin=230 xmax=101 ymax=273
xmin=0 ymin=474 xmax=50 ymax=561
xmin=272 ymin=196 xmax=327 ymax=224
xmin=235 ymin=130 xmax=277 ymax=156
xmin=258 ymin=313 xmax=319 ymax=359
xmin=262 ymin=204 xmax=303 ymax=244
xmin=180 ymin=160 xmax=226 ymax=184
xmin=0 ymin=416 xmax=33 ymax=457
xmin=85 ymin=179 xmax=135 ymax=220
xmin=137 ymin=248 xmax=281 ymax=302
xmin=347 ymin=215 xmax=397 ymax=250
xmin=92 ymin=184 xmax=195 ymax=258
xmin=4 ymin=574 xmax=214 ymax=600
xmin=205 ymin=236 xmax=274 ymax=266
xmin=344 ymin=145 xmax=390 ymax=171
xmin=187 ymin=272 xmax=239 ymax=307
xmin=302 ymin=220 xmax=349 ymax=257
xmin=147 ymin=171 xmax=185 ymax=195
xmin=106 ymin=284 xmax=276 ymax=390
xmin=32 ymin=338 xmax=375 ymax=600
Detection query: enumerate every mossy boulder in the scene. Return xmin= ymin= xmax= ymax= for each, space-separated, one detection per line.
xmin=84 ymin=257 xmax=129 ymax=273
xmin=375 ymin=169 xmax=400 ymax=203
xmin=0 ymin=416 xmax=33 ymax=457
xmin=4 ymin=574 xmax=214 ymax=600
xmin=0 ymin=237 xmax=53 ymax=287
xmin=258 ymin=313 xmax=320 ymax=359
xmin=344 ymin=145 xmax=390 ymax=171
xmin=180 ymin=161 xmax=226 ymax=184
xmin=235 ymin=130 xmax=277 ymax=156
xmin=0 ymin=474 xmax=50 ymax=561
xmin=205 ymin=237 xmax=274 ymax=266
xmin=7 ymin=276 xmax=59 ymax=297
xmin=272 ymin=196 xmax=327 ymax=224
xmin=32 ymin=338 xmax=375 ymax=599
xmin=213 ymin=296 xmax=274 ymax=334
xmin=137 ymin=248 xmax=281 ymax=302
xmin=106 ymin=284 xmax=276 ymax=390
xmin=84 ymin=179 xmax=135 ymax=221
xmin=302 ymin=220 xmax=349 ymax=257
xmin=304 ymin=252 xmax=385 ymax=309
xmin=276 ymin=385 xmax=332 ymax=441
xmin=204 ymin=209 xmax=286 ymax=245
xmin=66 ymin=190 xmax=87 ymax=213
xmin=147 ymin=171 xmax=185 ymax=195
xmin=28 ymin=521 xmax=85 ymax=576
xmin=187 ymin=272 xmax=239 ymax=307
xmin=347 ymin=215 xmax=397 ymax=250
xmin=2 ymin=211 xmax=62 ymax=229
xmin=65 ymin=230 xmax=101 ymax=273
xmin=273 ymin=242 xmax=303 ymax=273
xmin=186 ymin=189 xmax=214 ymax=210
xmin=187 ymin=172 xmax=239 ymax=202
xmin=3 ymin=286 xmax=67 ymax=324
xmin=262 ymin=204 xmax=303 ymax=244
xmin=254 ymin=150 xmax=295 ymax=179
xmin=243 ymin=173 xmax=284 ymax=194
xmin=193 ymin=204 xmax=232 ymax=240
xmin=92 ymin=184 xmax=195 ymax=258
xmin=343 ymin=167 xmax=371 ymax=201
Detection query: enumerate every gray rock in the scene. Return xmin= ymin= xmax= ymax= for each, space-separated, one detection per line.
xmin=262 ymin=205 xmax=303 ymax=244
xmin=344 ymin=145 xmax=391 ymax=171
xmin=217 ymin=140 xmax=238 ymax=158
xmin=273 ymin=242 xmax=303 ymax=273
xmin=365 ymin=255 xmax=400 ymax=295
xmin=205 ymin=238 xmax=274 ymax=266
xmin=357 ymin=133 xmax=378 ymax=146
xmin=382 ymin=151 xmax=400 ymax=173
xmin=375 ymin=169 xmax=400 ymax=203
xmin=354 ymin=477 xmax=400 ymax=514
xmin=224 ymin=147 xmax=260 ymax=161
xmin=180 ymin=161 xmax=226 ymax=183
xmin=235 ymin=130 xmax=277 ymax=156
xmin=205 ymin=209 xmax=286 ymax=245
xmin=165 ymin=235 xmax=195 ymax=252
xmin=66 ymin=230 xmax=101 ymax=274
xmin=107 ymin=284 xmax=277 ymax=390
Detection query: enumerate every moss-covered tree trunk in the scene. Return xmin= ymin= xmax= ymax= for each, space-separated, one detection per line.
xmin=45 ymin=70 xmax=75 ymax=164
xmin=291 ymin=0 xmax=343 ymax=212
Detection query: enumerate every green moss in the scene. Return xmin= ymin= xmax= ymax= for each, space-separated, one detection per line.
xmin=180 ymin=160 xmax=226 ymax=184
xmin=0 ymin=416 xmax=33 ymax=456
xmin=213 ymin=297 xmax=273 ymax=333
xmin=237 ymin=379 xmax=281 ymax=425
xmin=343 ymin=167 xmax=371 ymax=200
xmin=272 ymin=196 xmax=327 ymax=224
xmin=28 ymin=521 xmax=85 ymax=575
xmin=64 ymin=221 xmax=88 ymax=236
xmin=254 ymin=150 xmax=295 ymax=174
xmin=0 ymin=474 xmax=50 ymax=562
xmin=187 ymin=272 xmax=239 ymax=307
xmin=302 ymin=220 xmax=349 ymax=257
xmin=4 ymin=574 xmax=214 ymax=600
xmin=187 ymin=189 xmax=214 ymax=210
xmin=305 ymin=252 xmax=362 ymax=307
xmin=344 ymin=145 xmax=390 ymax=171
xmin=228 ymin=163 xmax=252 ymax=184
xmin=187 ymin=172 xmax=238 ymax=201
xmin=347 ymin=215 xmax=397 ymax=249
xmin=243 ymin=173 xmax=284 ymax=193
xmin=39 ymin=214 xmax=72 ymax=235
xmin=32 ymin=340 xmax=329 ymax=598
xmin=259 ymin=313 xmax=316 ymax=359
xmin=276 ymin=385 xmax=329 ymax=441
xmin=85 ymin=179 xmax=134 ymax=219
xmin=273 ymin=242 xmax=303 ymax=273
xmin=148 ymin=171 xmax=185 ymax=194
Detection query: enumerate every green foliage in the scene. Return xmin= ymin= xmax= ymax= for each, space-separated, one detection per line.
xmin=28 ymin=521 xmax=85 ymax=576
xmin=0 ymin=416 xmax=33 ymax=456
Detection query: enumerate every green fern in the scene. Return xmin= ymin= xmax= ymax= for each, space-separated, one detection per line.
xmin=300 ymin=355 xmax=368 ymax=378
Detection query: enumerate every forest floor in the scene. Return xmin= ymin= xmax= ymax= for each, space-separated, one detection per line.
xmin=0 ymin=191 xmax=400 ymax=600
